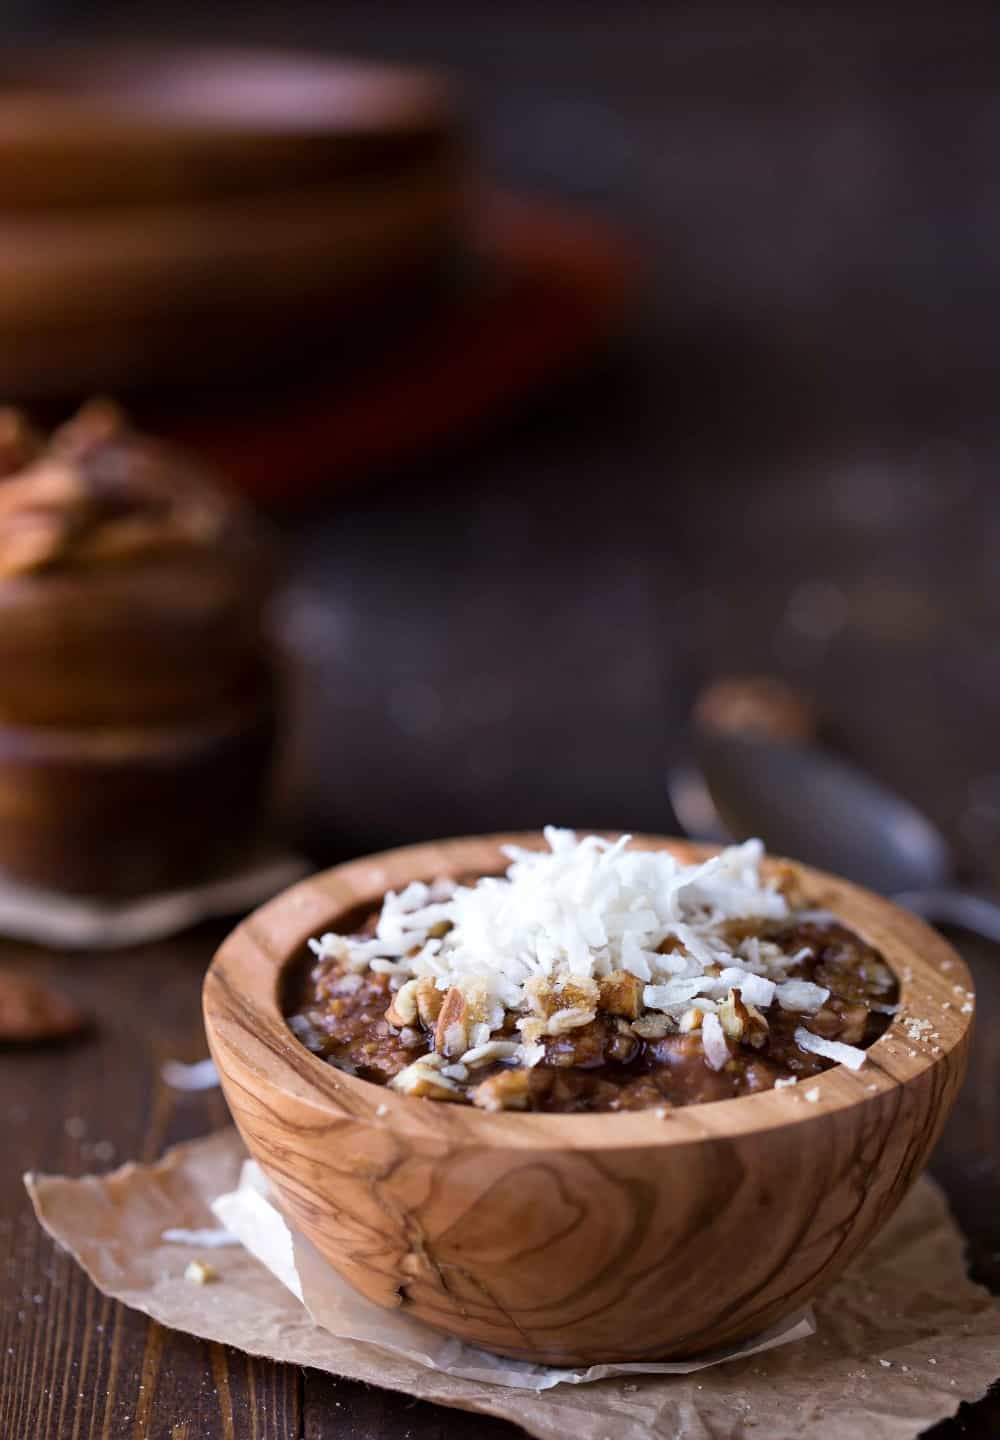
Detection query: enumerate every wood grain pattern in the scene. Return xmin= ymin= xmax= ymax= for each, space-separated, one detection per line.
xmin=205 ymin=833 xmax=974 ymax=1367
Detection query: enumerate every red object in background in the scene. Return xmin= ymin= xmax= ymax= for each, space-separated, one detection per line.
xmin=166 ymin=191 xmax=634 ymax=505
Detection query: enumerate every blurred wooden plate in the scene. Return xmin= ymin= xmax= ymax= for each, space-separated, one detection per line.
xmin=0 ymin=47 xmax=458 ymax=209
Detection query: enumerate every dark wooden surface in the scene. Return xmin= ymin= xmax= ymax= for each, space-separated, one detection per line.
xmin=4 ymin=1 xmax=1000 ymax=1434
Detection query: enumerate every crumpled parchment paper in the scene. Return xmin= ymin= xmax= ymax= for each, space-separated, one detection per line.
xmin=209 ymin=1154 xmax=815 ymax=1389
xmin=25 ymin=1129 xmax=1000 ymax=1440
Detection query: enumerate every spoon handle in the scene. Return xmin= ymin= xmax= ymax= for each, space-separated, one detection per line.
xmin=893 ymin=887 xmax=1000 ymax=943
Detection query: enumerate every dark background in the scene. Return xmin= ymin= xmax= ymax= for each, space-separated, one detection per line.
xmin=14 ymin=2 xmax=1000 ymax=869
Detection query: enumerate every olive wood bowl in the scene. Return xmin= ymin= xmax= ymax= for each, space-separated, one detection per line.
xmin=204 ymin=833 xmax=973 ymax=1366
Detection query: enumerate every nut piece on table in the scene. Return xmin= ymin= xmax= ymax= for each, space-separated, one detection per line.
xmin=471 ymin=1068 xmax=532 ymax=1112
xmin=0 ymin=970 xmax=89 ymax=1043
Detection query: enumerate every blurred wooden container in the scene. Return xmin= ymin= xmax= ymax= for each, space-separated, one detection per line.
xmin=0 ymin=405 xmax=279 ymax=897
xmin=0 ymin=532 xmax=273 ymax=728
xmin=0 ymin=694 xmax=274 ymax=898
xmin=0 ymin=47 xmax=467 ymax=397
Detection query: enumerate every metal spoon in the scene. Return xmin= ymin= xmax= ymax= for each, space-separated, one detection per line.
xmin=668 ymin=729 xmax=1000 ymax=941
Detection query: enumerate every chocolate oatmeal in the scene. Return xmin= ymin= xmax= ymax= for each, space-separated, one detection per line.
xmin=285 ymin=833 xmax=899 ymax=1113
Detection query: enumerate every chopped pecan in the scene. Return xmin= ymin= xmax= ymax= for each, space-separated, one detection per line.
xmin=414 ymin=976 xmax=444 ymax=1027
xmin=598 ymin=970 xmax=643 ymax=1019
xmin=525 ymin=972 xmax=599 ymax=1018
xmin=810 ymin=1002 xmax=868 ymax=1045
xmin=389 ymin=1057 xmax=463 ymax=1102
xmin=517 ymin=1015 xmax=546 ymax=1046
xmin=718 ymin=988 xmax=769 ymax=1048
xmin=434 ymin=986 xmax=469 ymax=1057
xmin=471 ymin=1068 xmax=531 ymax=1111
xmin=385 ymin=978 xmax=419 ymax=1028
xmin=546 ymin=1006 xmax=596 ymax=1035
xmin=656 ymin=935 xmax=684 ymax=955
xmin=631 ymin=1013 xmax=674 ymax=1040
xmin=0 ymin=970 xmax=89 ymax=1043
xmin=772 ymin=861 xmax=808 ymax=907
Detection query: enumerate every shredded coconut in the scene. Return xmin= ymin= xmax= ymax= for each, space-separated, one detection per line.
xmin=307 ymin=830 xmax=885 ymax=1085
xmin=701 ymin=1011 xmax=730 ymax=1071
xmin=161 ymin=1057 xmax=219 ymax=1092
xmin=794 ymin=1026 xmax=867 ymax=1071
xmin=775 ymin=979 xmax=830 ymax=1012
xmin=310 ymin=831 xmax=788 ymax=1066
xmin=162 ymin=1227 xmax=239 ymax=1248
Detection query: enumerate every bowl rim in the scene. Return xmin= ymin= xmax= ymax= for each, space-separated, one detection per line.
xmin=204 ymin=831 xmax=974 ymax=1152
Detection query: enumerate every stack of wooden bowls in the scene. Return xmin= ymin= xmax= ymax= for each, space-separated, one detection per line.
xmin=0 ymin=47 xmax=466 ymax=397
xmin=0 ymin=400 xmax=276 ymax=897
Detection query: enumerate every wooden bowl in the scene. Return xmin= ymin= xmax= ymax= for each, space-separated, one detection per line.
xmin=0 ymin=47 xmax=466 ymax=396
xmin=0 ymin=170 xmax=464 ymax=398
xmin=0 ymin=691 xmax=274 ymax=897
xmin=204 ymin=833 xmax=973 ymax=1366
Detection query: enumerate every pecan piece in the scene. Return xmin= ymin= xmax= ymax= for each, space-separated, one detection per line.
xmin=414 ymin=976 xmax=443 ymax=1027
xmin=525 ymin=972 xmax=599 ymax=1018
xmin=598 ymin=970 xmax=643 ymax=1019
xmin=471 ymin=1068 xmax=532 ymax=1112
xmin=631 ymin=1013 xmax=674 ymax=1039
xmin=385 ymin=978 xmax=419 ymax=1029
xmin=0 ymin=970 xmax=89 ymax=1043
xmin=434 ymin=986 xmax=469 ymax=1057
xmin=389 ymin=1058 xmax=463 ymax=1101
xmin=718 ymin=988 xmax=769 ymax=1048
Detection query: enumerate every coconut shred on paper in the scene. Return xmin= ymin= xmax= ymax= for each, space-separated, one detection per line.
xmin=23 ymin=1130 xmax=1000 ymax=1440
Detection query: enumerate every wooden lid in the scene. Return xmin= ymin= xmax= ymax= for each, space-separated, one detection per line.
xmin=0 ymin=47 xmax=458 ymax=209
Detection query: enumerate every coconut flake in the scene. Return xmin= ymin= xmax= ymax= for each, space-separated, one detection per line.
xmin=794 ymin=1026 xmax=867 ymax=1071
xmin=776 ymin=979 xmax=830 ymax=1012
xmin=162 ymin=1227 xmax=239 ymax=1248
xmin=459 ymin=1040 xmax=520 ymax=1067
xmin=308 ymin=832 xmax=788 ymax=1026
xmin=720 ymin=969 xmax=776 ymax=1009
xmin=161 ymin=1058 xmax=219 ymax=1092
xmin=701 ymin=1011 xmax=730 ymax=1071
